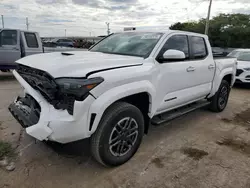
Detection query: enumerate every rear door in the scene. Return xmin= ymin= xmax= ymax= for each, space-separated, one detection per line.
xmin=188 ymin=36 xmax=215 ymax=95
xmin=0 ymin=30 xmax=21 ymax=68
xmin=154 ymin=34 xmax=214 ymax=114
xmin=21 ymin=32 xmax=43 ymax=56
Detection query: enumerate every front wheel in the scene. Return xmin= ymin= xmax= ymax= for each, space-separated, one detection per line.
xmin=209 ymin=80 xmax=230 ymax=112
xmin=91 ymin=102 xmax=144 ymax=166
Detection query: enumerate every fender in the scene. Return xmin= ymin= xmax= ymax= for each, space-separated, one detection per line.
xmin=208 ymin=66 xmax=235 ymax=98
xmin=88 ymin=80 xmax=156 ymax=135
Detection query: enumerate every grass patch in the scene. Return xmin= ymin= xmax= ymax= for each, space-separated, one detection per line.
xmin=182 ymin=147 xmax=208 ymax=160
xmin=0 ymin=140 xmax=16 ymax=160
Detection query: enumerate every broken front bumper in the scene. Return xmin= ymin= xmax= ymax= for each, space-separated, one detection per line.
xmin=9 ymin=95 xmax=40 ymax=128
xmin=9 ymin=70 xmax=95 ymax=143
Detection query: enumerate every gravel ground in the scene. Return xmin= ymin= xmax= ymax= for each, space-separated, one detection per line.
xmin=1 ymin=72 xmax=250 ymax=188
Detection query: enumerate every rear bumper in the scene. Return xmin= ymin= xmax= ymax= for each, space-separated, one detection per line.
xmin=9 ymin=70 xmax=95 ymax=143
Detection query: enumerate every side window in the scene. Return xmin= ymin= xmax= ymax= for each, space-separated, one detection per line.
xmin=159 ymin=35 xmax=189 ymax=60
xmin=0 ymin=30 xmax=17 ymax=46
xmin=190 ymin=36 xmax=207 ymax=59
xmin=24 ymin=33 xmax=38 ymax=48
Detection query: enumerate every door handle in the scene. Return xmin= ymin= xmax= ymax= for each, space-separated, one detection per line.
xmin=208 ymin=64 xmax=215 ymax=69
xmin=186 ymin=66 xmax=195 ymax=72
xmin=12 ymin=47 xmax=19 ymax=51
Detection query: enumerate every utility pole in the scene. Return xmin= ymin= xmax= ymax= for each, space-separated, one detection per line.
xmin=106 ymin=22 xmax=110 ymax=35
xmin=26 ymin=17 xmax=29 ymax=30
xmin=1 ymin=15 xmax=4 ymax=28
xmin=65 ymin=29 xmax=66 ymax=37
xmin=205 ymin=0 xmax=213 ymax=35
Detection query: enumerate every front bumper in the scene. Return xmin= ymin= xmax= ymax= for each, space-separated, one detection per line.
xmin=9 ymin=95 xmax=40 ymax=128
xmin=235 ymin=70 xmax=250 ymax=83
xmin=9 ymin=70 xmax=95 ymax=143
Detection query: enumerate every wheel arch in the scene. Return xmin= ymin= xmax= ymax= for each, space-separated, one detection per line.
xmin=208 ymin=67 xmax=235 ymax=98
xmin=88 ymin=81 xmax=155 ymax=136
xmin=222 ymin=74 xmax=233 ymax=86
xmin=118 ymin=92 xmax=151 ymax=134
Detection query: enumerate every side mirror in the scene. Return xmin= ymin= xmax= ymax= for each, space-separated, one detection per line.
xmin=162 ymin=49 xmax=185 ymax=60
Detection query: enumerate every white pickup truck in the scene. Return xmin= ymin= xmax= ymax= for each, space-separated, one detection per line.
xmin=9 ymin=30 xmax=236 ymax=166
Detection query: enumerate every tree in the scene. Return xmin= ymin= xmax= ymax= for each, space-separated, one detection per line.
xmin=169 ymin=14 xmax=250 ymax=48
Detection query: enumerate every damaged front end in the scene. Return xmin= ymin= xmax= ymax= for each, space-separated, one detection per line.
xmin=9 ymin=94 xmax=41 ymax=128
xmin=8 ymin=64 xmax=103 ymax=142
xmin=13 ymin=64 xmax=103 ymax=116
xmin=15 ymin=64 xmax=76 ymax=115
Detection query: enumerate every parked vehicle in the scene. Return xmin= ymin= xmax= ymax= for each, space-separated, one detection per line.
xmin=0 ymin=29 xmax=43 ymax=70
xmin=49 ymin=38 xmax=74 ymax=47
xmin=73 ymin=39 xmax=96 ymax=49
xmin=227 ymin=49 xmax=245 ymax=58
xmin=0 ymin=29 xmax=85 ymax=71
xmin=9 ymin=30 xmax=236 ymax=166
xmin=228 ymin=49 xmax=250 ymax=84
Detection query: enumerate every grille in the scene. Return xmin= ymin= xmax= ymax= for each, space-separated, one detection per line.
xmin=17 ymin=64 xmax=75 ymax=115
xmin=17 ymin=64 xmax=58 ymax=104
xmin=236 ymin=69 xmax=244 ymax=76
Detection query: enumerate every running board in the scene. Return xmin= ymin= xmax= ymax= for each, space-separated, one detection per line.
xmin=151 ymin=100 xmax=211 ymax=125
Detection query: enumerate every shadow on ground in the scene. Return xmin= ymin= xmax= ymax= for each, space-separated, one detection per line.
xmin=0 ymin=74 xmax=15 ymax=82
xmin=45 ymin=138 xmax=91 ymax=158
xmin=234 ymin=83 xmax=250 ymax=89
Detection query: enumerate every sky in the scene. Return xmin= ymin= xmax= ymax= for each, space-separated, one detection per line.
xmin=0 ymin=0 xmax=250 ymax=37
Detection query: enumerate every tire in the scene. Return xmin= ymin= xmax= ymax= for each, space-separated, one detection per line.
xmin=209 ymin=80 xmax=230 ymax=112
xmin=91 ymin=102 xmax=144 ymax=167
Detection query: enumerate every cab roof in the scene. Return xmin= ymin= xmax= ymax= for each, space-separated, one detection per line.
xmin=0 ymin=28 xmax=38 ymax=33
xmin=121 ymin=29 xmax=208 ymax=38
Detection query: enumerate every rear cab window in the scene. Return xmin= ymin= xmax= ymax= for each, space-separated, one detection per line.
xmin=0 ymin=30 xmax=17 ymax=46
xmin=190 ymin=36 xmax=208 ymax=59
xmin=24 ymin=32 xmax=39 ymax=48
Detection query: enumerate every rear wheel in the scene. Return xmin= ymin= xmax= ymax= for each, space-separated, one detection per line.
xmin=209 ymin=80 xmax=230 ymax=112
xmin=91 ymin=102 xmax=144 ymax=166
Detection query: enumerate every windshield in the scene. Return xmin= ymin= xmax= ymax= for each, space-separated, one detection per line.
xmin=90 ymin=32 xmax=163 ymax=57
xmin=227 ymin=50 xmax=241 ymax=58
xmin=237 ymin=52 xmax=250 ymax=61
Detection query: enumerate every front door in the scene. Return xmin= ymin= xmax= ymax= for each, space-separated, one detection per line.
xmin=154 ymin=34 xmax=214 ymax=114
xmin=0 ymin=30 xmax=21 ymax=69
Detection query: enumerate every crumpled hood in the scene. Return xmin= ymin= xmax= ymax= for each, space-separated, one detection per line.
xmin=237 ymin=60 xmax=250 ymax=69
xmin=16 ymin=51 xmax=143 ymax=78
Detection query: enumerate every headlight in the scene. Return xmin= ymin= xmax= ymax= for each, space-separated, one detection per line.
xmin=55 ymin=77 xmax=104 ymax=100
xmin=243 ymin=68 xmax=250 ymax=71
